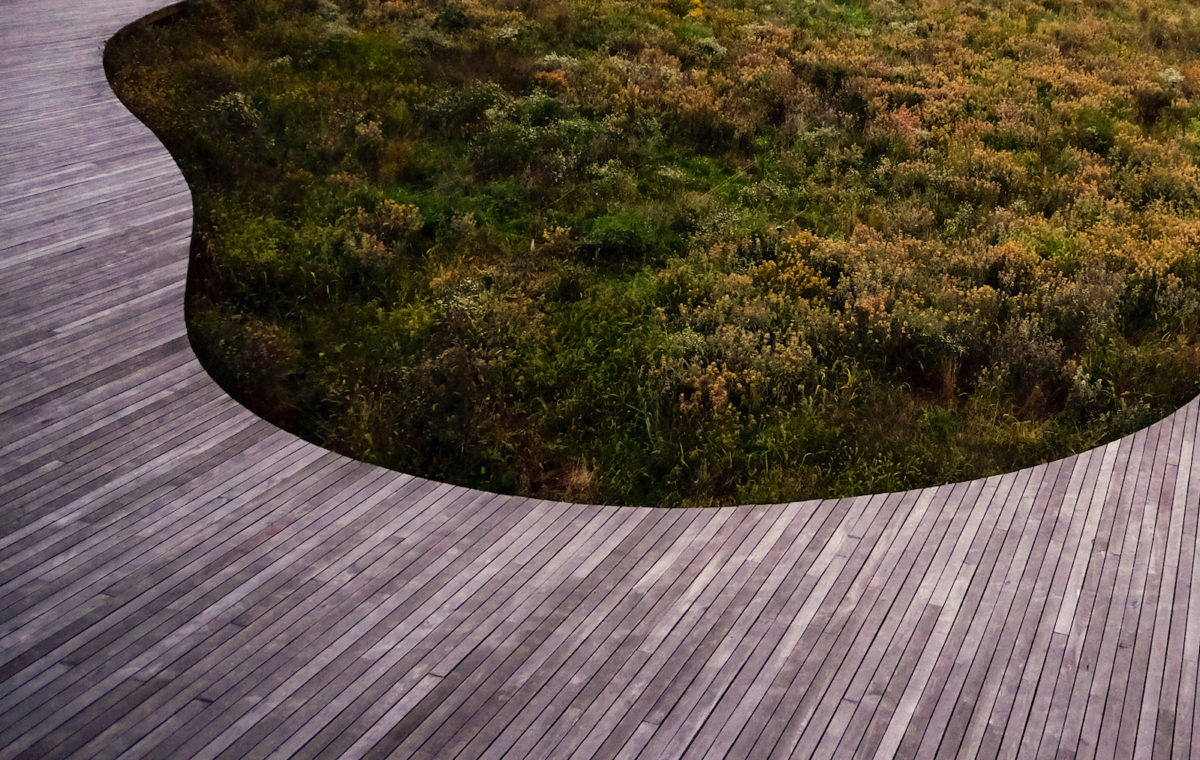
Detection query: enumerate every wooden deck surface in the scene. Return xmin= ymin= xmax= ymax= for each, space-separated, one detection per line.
xmin=2 ymin=1 xmax=1198 ymax=757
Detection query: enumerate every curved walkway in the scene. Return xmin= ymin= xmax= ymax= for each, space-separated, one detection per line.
xmin=2 ymin=1 xmax=1198 ymax=757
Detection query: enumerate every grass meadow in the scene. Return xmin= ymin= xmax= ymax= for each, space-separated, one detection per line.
xmin=108 ymin=0 xmax=1200 ymax=505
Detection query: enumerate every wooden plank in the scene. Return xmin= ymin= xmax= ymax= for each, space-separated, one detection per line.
xmin=524 ymin=506 xmax=764 ymax=760
xmin=169 ymin=492 xmax=561 ymax=758
xmin=52 ymin=474 xmax=454 ymax=759
xmin=0 ymin=370 xmax=214 ymax=498
xmin=3 ymin=399 xmax=249 ymax=535
xmin=0 ymin=381 xmax=238 ymax=547
xmin=0 ymin=414 xmax=286 ymax=642
xmin=571 ymin=505 xmax=798 ymax=760
xmin=0 ymin=371 xmax=239 ymax=535
xmin=899 ymin=467 xmax=1036 ymax=759
xmin=1011 ymin=444 xmax=1117 ymax=759
xmin=1098 ymin=414 xmax=1177 ymax=758
xmin=0 ymin=457 xmax=378 ymax=753
xmin=860 ymin=469 xmax=1022 ymax=759
xmin=704 ymin=490 xmax=892 ymax=756
xmin=1172 ymin=400 xmax=1200 ymax=760
xmin=846 ymin=477 xmax=1002 ymax=758
xmin=965 ymin=449 xmax=1119 ymax=759
xmin=296 ymin=507 xmax=682 ymax=760
xmin=660 ymin=494 xmax=877 ymax=759
xmin=0 ymin=432 xmax=314 ymax=677
xmin=0 ymin=419 xmax=272 ymax=656
xmin=145 ymin=489 xmax=552 ymax=753
xmin=1119 ymin=410 xmax=1188 ymax=759
xmin=1033 ymin=432 xmax=1142 ymax=758
xmin=735 ymin=483 xmax=958 ymax=759
xmin=604 ymin=499 xmax=828 ymax=760
xmin=982 ymin=450 xmax=1103 ymax=758
xmin=1075 ymin=420 xmax=1169 ymax=759
xmin=354 ymin=505 xmax=644 ymax=759
xmin=926 ymin=460 xmax=1059 ymax=759
xmin=77 ymin=478 xmax=461 ymax=759
xmin=0 ymin=348 xmax=197 ymax=464
xmin=246 ymin=505 xmax=656 ymax=760
xmin=0 ymin=427 xmax=301 ymax=599
xmin=774 ymin=484 xmax=956 ymax=760
xmin=1054 ymin=422 xmax=1157 ymax=757
xmin=796 ymin=480 xmax=975 ymax=759
xmin=464 ymin=512 xmax=711 ymax=760
xmin=0 ymin=313 xmax=188 ymax=413
xmin=496 ymin=508 xmax=741 ymax=760
xmin=0 ymin=446 xmax=350 ymax=686
xmin=1143 ymin=400 xmax=1197 ymax=759
xmin=188 ymin=491 xmax=566 ymax=759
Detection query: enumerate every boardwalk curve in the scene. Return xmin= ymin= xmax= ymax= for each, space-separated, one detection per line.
xmin=2 ymin=0 xmax=1198 ymax=757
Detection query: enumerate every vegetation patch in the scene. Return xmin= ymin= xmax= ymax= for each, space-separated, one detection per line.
xmin=108 ymin=0 xmax=1200 ymax=506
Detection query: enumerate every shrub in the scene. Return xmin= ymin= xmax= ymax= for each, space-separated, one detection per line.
xmin=583 ymin=209 xmax=679 ymax=264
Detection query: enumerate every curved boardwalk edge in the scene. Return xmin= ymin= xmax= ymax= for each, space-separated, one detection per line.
xmin=1 ymin=1 xmax=1198 ymax=757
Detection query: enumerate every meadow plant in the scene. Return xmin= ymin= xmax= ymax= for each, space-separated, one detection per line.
xmin=108 ymin=0 xmax=1200 ymax=505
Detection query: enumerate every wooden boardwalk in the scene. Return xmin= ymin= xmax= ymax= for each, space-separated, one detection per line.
xmin=2 ymin=0 xmax=1198 ymax=756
